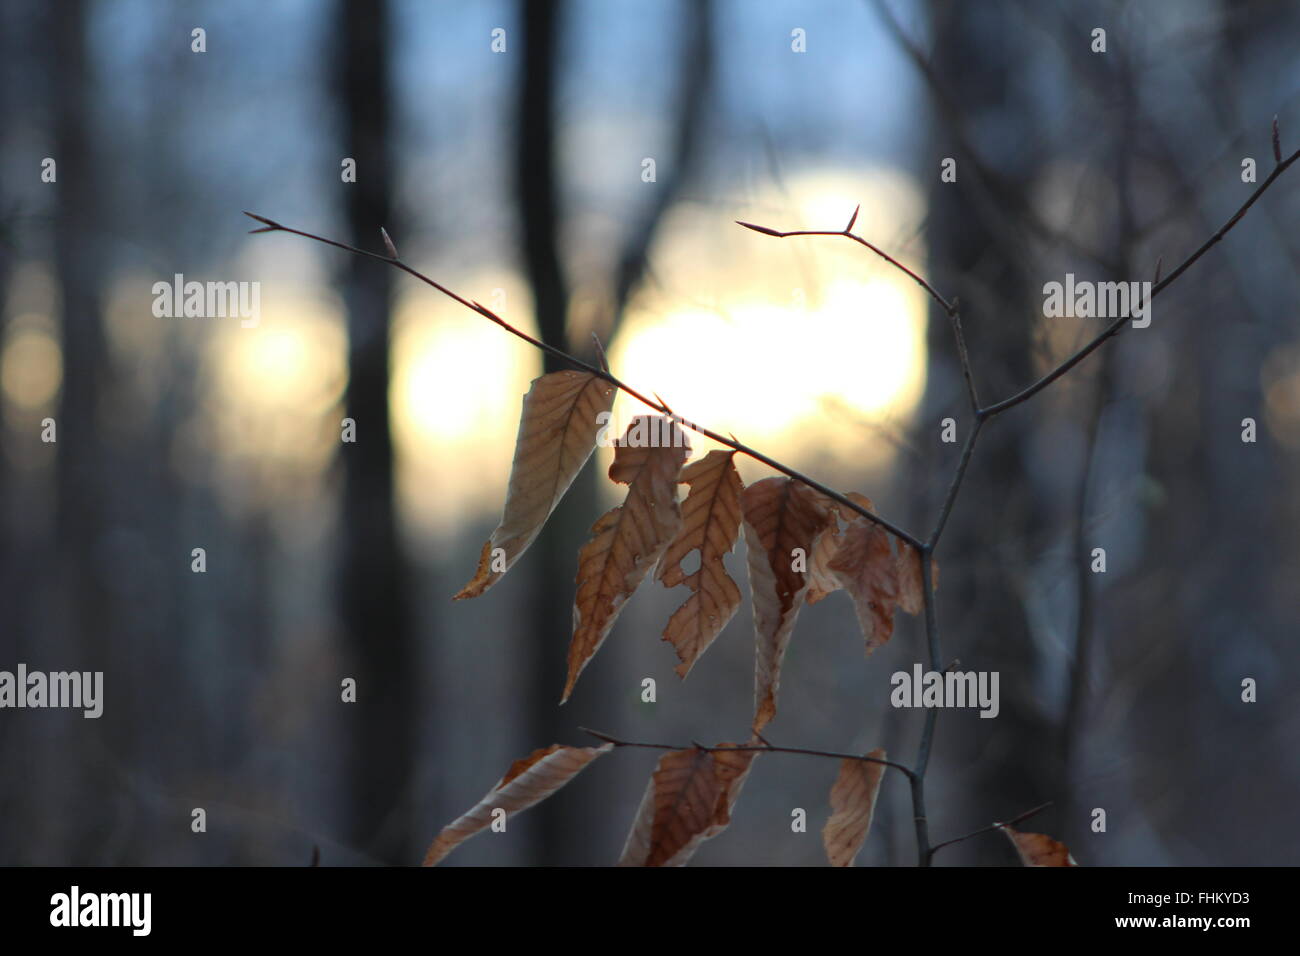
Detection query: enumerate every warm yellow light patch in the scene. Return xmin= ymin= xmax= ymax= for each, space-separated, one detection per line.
xmin=1 ymin=322 xmax=63 ymax=412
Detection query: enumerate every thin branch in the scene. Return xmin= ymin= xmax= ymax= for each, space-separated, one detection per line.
xmin=978 ymin=145 xmax=1300 ymax=418
xmin=926 ymin=417 xmax=984 ymax=551
xmin=949 ymin=307 xmax=980 ymax=414
xmin=243 ymin=212 xmax=924 ymax=551
xmin=927 ymin=801 xmax=1054 ymax=861
xmin=909 ymin=547 xmax=942 ymax=866
xmin=578 ymin=727 xmax=917 ymax=780
xmin=736 ymin=218 xmax=957 ymax=316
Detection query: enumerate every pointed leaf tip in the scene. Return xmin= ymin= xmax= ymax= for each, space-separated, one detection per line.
xmin=423 ymin=743 xmax=613 ymax=866
xmin=455 ymin=371 xmax=616 ymax=601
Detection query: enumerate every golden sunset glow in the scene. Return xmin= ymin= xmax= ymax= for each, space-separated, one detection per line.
xmin=603 ymin=167 xmax=928 ymax=488
xmin=388 ymin=167 xmax=929 ymax=529
xmin=203 ymin=288 xmax=347 ymax=504
xmin=193 ymin=169 xmax=929 ymax=532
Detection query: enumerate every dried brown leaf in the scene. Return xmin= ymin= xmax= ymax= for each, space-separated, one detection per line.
xmin=656 ymin=450 xmax=744 ymax=677
xmin=618 ymin=743 xmax=758 ymax=867
xmin=742 ymin=477 xmax=837 ymax=731
xmin=456 ymin=371 xmax=615 ymax=600
xmin=565 ymin=417 xmax=690 ymax=701
xmin=822 ymin=749 xmax=888 ymax=866
xmin=807 ymin=492 xmax=873 ymax=604
xmin=808 ymin=494 xmax=937 ymax=655
xmin=1001 ymin=826 xmax=1079 ymax=867
xmin=422 ymin=742 xmax=613 ymax=866
xmin=830 ymin=513 xmax=903 ymax=654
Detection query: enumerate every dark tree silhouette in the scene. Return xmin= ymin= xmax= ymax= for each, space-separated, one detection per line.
xmin=334 ymin=0 xmax=417 ymax=864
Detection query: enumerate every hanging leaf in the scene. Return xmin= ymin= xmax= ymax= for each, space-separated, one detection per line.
xmin=456 ymin=370 xmax=615 ymax=600
xmin=742 ymin=477 xmax=837 ymax=731
xmin=810 ymin=493 xmax=936 ymax=655
xmin=656 ymin=450 xmax=745 ymax=677
xmin=822 ymin=749 xmax=888 ymax=867
xmin=618 ymin=743 xmax=758 ymax=867
xmin=806 ymin=493 xmax=873 ymax=605
xmin=565 ymin=417 xmax=690 ymax=702
xmin=1001 ymin=826 xmax=1079 ymax=867
xmin=422 ymin=742 xmax=613 ymax=866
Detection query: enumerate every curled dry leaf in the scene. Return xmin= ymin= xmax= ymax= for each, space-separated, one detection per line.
xmin=810 ymin=492 xmax=936 ymax=655
xmin=822 ymin=748 xmax=888 ymax=867
xmin=456 ymin=370 xmax=615 ymax=600
xmin=618 ymin=743 xmax=759 ymax=867
xmin=806 ymin=492 xmax=874 ymax=605
xmin=743 ymin=477 xmax=837 ymax=731
xmin=565 ymin=417 xmax=690 ymax=702
xmin=422 ymin=742 xmax=613 ymax=866
xmin=656 ymin=450 xmax=745 ymax=678
xmin=1001 ymin=826 xmax=1079 ymax=867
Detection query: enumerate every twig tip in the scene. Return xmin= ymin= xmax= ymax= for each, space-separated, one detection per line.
xmin=735 ymin=220 xmax=783 ymax=237
xmin=590 ymin=332 xmax=611 ymax=374
xmin=243 ymin=211 xmax=281 ymax=229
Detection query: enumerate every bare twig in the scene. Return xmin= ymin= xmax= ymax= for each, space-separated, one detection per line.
xmin=579 ymin=727 xmax=917 ymax=780
xmin=949 ymin=305 xmax=980 ymax=414
xmin=909 ymin=545 xmax=942 ymax=865
xmin=243 ymin=212 xmax=923 ymax=550
xmin=926 ymin=418 xmax=984 ymax=551
xmin=927 ymin=801 xmax=1054 ymax=861
xmin=978 ymin=145 xmax=1300 ymax=417
xmin=735 ymin=218 xmax=956 ymax=316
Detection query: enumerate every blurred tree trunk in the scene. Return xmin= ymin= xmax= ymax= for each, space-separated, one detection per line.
xmin=608 ymin=1 xmax=713 ymax=327
xmin=920 ymin=0 xmax=1057 ymax=859
xmin=513 ymin=0 xmax=712 ymax=864
xmin=514 ymin=0 xmax=588 ymax=866
xmin=334 ymin=0 xmax=416 ymax=865
xmin=51 ymin=0 xmax=119 ymax=862
xmin=0 ymin=0 xmax=15 ymax=862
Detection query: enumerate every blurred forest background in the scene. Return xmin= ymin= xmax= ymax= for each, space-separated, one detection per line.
xmin=0 ymin=0 xmax=1297 ymax=866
